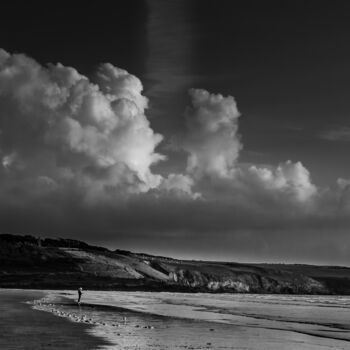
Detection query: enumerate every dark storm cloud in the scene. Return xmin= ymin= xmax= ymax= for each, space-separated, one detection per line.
xmin=1 ymin=176 xmax=350 ymax=265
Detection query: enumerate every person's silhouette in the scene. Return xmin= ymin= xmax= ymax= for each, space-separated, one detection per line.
xmin=77 ymin=287 xmax=83 ymax=304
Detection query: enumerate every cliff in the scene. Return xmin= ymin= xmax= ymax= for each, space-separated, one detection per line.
xmin=1 ymin=234 xmax=350 ymax=294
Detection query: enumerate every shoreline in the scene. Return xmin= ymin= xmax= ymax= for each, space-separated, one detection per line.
xmin=2 ymin=289 xmax=350 ymax=349
xmin=1 ymin=285 xmax=347 ymax=296
xmin=29 ymin=289 xmax=350 ymax=348
xmin=0 ymin=289 xmax=112 ymax=350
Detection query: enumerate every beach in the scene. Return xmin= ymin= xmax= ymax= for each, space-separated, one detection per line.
xmin=1 ymin=289 xmax=350 ymax=349
xmin=0 ymin=289 xmax=111 ymax=349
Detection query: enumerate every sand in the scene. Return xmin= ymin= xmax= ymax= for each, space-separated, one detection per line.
xmin=0 ymin=289 xmax=111 ymax=350
xmin=2 ymin=289 xmax=350 ymax=349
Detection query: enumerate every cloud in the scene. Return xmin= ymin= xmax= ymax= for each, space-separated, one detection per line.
xmin=320 ymin=126 xmax=350 ymax=142
xmin=1 ymin=49 xmax=350 ymax=264
xmin=159 ymin=173 xmax=200 ymax=199
xmin=246 ymin=161 xmax=317 ymax=202
xmin=181 ymin=89 xmax=241 ymax=178
xmin=0 ymin=49 xmax=165 ymax=203
xmin=179 ymin=89 xmax=317 ymax=211
xmin=0 ymin=51 xmax=330 ymax=216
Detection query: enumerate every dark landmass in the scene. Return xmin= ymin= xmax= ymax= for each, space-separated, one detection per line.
xmin=1 ymin=234 xmax=350 ymax=294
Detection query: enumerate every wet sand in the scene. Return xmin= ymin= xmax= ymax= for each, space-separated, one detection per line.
xmin=2 ymin=289 xmax=350 ymax=349
xmin=0 ymin=289 xmax=111 ymax=350
xmin=28 ymin=290 xmax=350 ymax=349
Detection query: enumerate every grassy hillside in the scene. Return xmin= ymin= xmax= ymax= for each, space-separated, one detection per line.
xmin=1 ymin=234 xmax=350 ymax=294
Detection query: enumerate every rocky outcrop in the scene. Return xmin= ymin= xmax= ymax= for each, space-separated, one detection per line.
xmin=169 ymin=268 xmax=328 ymax=294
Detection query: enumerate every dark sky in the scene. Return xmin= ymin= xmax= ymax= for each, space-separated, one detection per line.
xmin=1 ymin=1 xmax=350 ymax=265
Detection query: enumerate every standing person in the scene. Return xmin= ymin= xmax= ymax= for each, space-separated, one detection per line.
xmin=77 ymin=287 xmax=83 ymax=304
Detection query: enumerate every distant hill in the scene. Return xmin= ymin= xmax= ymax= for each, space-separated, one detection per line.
xmin=1 ymin=233 xmax=350 ymax=294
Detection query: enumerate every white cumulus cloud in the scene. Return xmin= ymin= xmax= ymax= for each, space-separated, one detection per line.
xmin=181 ymin=88 xmax=241 ymax=178
xmin=1 ymin=49 xmax=350 ymax=251
xmin=247 ymin=161 xmax=317 ymax=202
xmin=159 ymin=173 xmax=200 ymax=199
xmin=0 ymin=49 xmax=165 ymax=201
xmin=178 ymin=89 xmax=318 ymax=207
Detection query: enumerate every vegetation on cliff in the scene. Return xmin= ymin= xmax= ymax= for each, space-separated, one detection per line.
xmin=1 ymin=234 xmax=350 ymax=294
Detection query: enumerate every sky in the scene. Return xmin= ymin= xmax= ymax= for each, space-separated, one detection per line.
xmin=0 ymin=0 xmax=350 ymax=265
